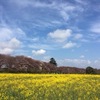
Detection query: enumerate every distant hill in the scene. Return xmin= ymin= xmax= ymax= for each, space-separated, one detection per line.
xmin=0 ymin=54 xmax=100 ymax=74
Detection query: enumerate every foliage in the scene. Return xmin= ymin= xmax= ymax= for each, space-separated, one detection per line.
xmin=0 ymin=74 xmax=100 ymax=100
xmin=86 ymin=66 xmax=95 ymax=74
xmin=49 ymin=58 xmax=57 ymax=66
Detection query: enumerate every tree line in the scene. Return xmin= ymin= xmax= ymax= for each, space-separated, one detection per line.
xmin=49 ymin=58 xmax=98 ymax=74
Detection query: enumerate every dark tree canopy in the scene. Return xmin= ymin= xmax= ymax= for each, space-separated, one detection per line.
xmin=86 ymin=66 xmax=95 ymax=74
xmin=49 ymin=58 xmax=57 ymax=66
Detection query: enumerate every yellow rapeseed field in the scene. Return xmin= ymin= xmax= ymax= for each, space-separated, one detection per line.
xmin=0 ymin=74 xmax=100 ymax=100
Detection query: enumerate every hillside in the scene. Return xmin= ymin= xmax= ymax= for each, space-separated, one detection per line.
xmin=0 ymin=54 xmax=100 ymax=74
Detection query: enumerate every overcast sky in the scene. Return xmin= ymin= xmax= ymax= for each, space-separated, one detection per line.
xmin=0 ymin=0 xmax=100 ymax=68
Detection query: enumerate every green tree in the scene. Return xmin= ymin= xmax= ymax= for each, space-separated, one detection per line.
xmin=86 ymin=66 xmax=95 ymax=74
xmin=49 ymin=58 xmax=57 ymax=66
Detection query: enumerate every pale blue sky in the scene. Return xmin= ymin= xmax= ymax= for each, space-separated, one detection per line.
xmin=0 ymin=0 xmax=100 ymax=68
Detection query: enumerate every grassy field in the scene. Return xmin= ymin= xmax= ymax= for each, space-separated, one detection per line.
xmin=0 ymin=74 xmax=100 ymax=100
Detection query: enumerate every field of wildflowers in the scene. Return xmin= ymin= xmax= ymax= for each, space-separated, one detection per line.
xmin=0 ymin=74 xmax=100 ymax=100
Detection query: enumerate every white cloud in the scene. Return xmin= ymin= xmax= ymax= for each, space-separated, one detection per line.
xmin=9 ymin=38 xmax=21 ymax=49
xmin=43 ymin=56 xmax=51 ymax=62
xmin=0 ymin=25 xmax=26 ymax=55
xmin=0 ymin=27 xmax=13 ymax=41
xmin=0 ymin=38 xmax=21 ymax=54
xmin=90 ymin=22 xmax=100 ymax=33
xmin=0 ymin=38 xmax=21 ymax=49
xmin=9 ymin=0 xmax=31 ymax=7
xmin=9 ymin=0 xmax=54 ymax=8
xmin=80 ymin=55 xmax=85 ymax=58
xmin=9 ymin=0 xmax=83 ymax=21
xmin=29 ymin=43 xmax=54 ymax=50
xmin=32 ymin=49 xmax=46 ymax=56
xmin=63 ymin=41 xmax=77 ymax=49
xmin=15 ymin=28 xmax=26 ymax=38
xmin=75 ymin=0 xmax=87 ymax=5
xmin=32 ymin=37 xmax=39 ymax=42
xmin=80 ymin=39 xmax=90 ymax=42
xmin=58 ymin=58 xmax=100 ymax=68
xmin=58 ymin=58 xmax=91 ymax=68
xmin=91 ymin=59 xmax=100 ymax=68
xmin=0 ymin=27 xmax=26 ymax=41
xmin=58 ymin=4 xmax=77 ymax=21
xmin=0 ymin=48 xmax=13 ymax=55
xmin=74 ymin=34 xmax=83 ymax=39
xmin=48 ymin=29 xmax=72 ymax=42
xmin=60 ymin=11 xmax=69 ymax=21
